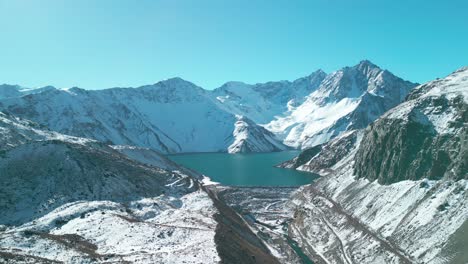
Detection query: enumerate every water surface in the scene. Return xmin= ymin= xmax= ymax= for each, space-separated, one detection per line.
xmin=168 ymin=151 xmax=319 ymax=186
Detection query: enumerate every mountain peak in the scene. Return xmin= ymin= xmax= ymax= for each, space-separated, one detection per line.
xmin=136 ymin=77 xmax=206 ymax=97
xmin=164 ymin=77 xmax=187 ymax=82
xmin=157 ymin=77 xmax=197 ymax=87
xmin=358 ymin=59 xmax=378 ymax=67
xmin=306 ymin=69 xmax=327 ymax=79
xmin=355 ymin=59 xmax=381 ymax=71
xmin=148 ymin=77 xmax=202 ymax=91
xmin=312 ymin=69 xmax=326 ymax=75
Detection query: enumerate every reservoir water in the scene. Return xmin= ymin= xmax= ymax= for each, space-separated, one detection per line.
xmin=168 ymin=151 xmax=319 ymax=186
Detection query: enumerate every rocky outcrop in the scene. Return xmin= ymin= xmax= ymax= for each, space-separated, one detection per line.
xmin=354 ymin=68 xmax=468 ymax=184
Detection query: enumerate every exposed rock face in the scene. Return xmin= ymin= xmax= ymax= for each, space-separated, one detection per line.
xmin=228 ymin=115 xmax=288 ymax=153
xmin=354 ymin=67 xmax=468 ymax=184
xmin=277 ymin=144 xmax=323 ymax=169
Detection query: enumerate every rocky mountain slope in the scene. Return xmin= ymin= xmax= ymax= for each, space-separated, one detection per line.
xmin=0 ymin=78 xmax=286 ymax=154
xmin=282 ymin=67 xmax=468 ymax=263
xmin=354 ymin=66 xmax=467 ymax=183
xmin=0 ymin=112 xmax=280 ymax=263
xmin=278 ymin=129 xmax=361 ymax=174
xmin=266 ymin=60 xmax=417 ymax=149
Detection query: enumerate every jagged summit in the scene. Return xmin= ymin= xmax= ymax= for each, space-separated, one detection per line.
xmin=338 ymin=60 xmax=380 ymax=75
xmin=356 ymin=59 xmax=379 ymax=68
xmin=266 ymin=61 xmax=417 ymax=149
xmin=291 ymin=69 xmax=327 ymax=88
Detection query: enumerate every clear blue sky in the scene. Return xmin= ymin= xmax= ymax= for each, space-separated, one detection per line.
xmin=0 ymin=0 xmax=467 ymax=90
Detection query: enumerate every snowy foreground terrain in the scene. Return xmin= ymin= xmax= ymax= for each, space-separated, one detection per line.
xmin=0 ymin=63 xmax=466 ymax=263
xmin=0 ymin=112 xmax=282 ymax=263
xmin=0 ymin=112 xmax=219 ymax=263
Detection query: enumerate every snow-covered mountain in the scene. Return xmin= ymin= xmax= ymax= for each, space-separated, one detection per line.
xmin=211 ymin=70 xmax=327 ymax=124
xmin=0 ymin=60 xmax=415 ymax=154
xmin=0 ymin=78 xmax=286 ymax=154
xmin=280 ymin=67 xmax=468 ymax=263
xmin=266 ymin=60 xmax=417 ymax=149
xmin=213 ymin=60 xmax=415 ymax=150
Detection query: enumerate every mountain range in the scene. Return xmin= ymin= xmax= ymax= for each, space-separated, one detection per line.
xmin=0 ymin=61 xmax=466 ymax=263
xmin=0 ymin=60 xmax=416 ymax=154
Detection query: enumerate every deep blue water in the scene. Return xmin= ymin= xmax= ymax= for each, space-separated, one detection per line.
xmin=168 ymin=151 xmax=319 ymax=187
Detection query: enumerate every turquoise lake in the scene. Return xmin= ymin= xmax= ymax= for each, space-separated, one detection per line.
xmin=168 ymin=151 xmax=319 ymax=186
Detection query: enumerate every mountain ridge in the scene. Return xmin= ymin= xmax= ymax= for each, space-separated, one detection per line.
xmin=0 ymin=60 xmax=417 ymax=154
